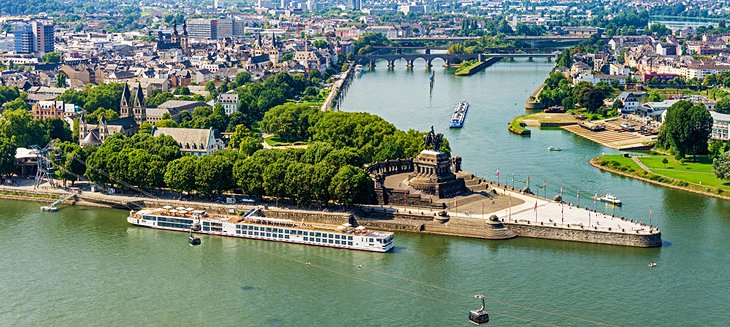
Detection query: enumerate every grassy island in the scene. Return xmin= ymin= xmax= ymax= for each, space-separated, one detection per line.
xmin=508 ymin=116 xmax=531 ymax=136
xmin=455 ymin=60 xmax=484 ymax=76
xmin=592 ymin=154 xmax=730 ymax=199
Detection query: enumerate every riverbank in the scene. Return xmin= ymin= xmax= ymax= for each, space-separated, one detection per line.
xmin=591 ymin=156 xmax=730 ymax=201
xmin=320 ymin=64 xmax=354 ymax=111
xmin=0 ymin=176 xmax=660 ymax=247
xmin=454 ymin=57 xmax=501 ymax=76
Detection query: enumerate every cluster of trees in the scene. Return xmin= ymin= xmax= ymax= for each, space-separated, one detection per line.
xmin=657 ymin=101 xmax=713 ymax=159
xmin=235 ymin=72 xmax=310 ymax=128
xmin=84 ymin=133 xmax=181 ymax=190
xmin=447 ymin=35 xmax=522 ymax=55
xmin=353 ymin=33 xmax=390 ymax=55
xmin=0 ymin=86 xmax=21 ymax=107
xmin=539 ymin=72 xmax=614 ymax=114
xmin=0 ymin=108 xmax=72 ymax=148
xmin=0 ymin=107 xmax=74 ymax=177
xmin=56 ymin=83 xmax=126 ymax=123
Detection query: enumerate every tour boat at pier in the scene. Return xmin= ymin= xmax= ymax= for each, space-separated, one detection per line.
xmin=450 ymin=101 xmax=469 ymax=128
xmin=127 ymin=207 xmax=394 ymax=252
xmin=599 ymin=194 xmax=622 ymax=205
xmin=354 ymin=64 xmax=364 ymax=76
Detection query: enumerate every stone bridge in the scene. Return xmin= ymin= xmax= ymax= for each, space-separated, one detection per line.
xmin=354 ymin=52 xmax=482 ymax=68
xmin=354 ymin=48 xmax=561 ymax=68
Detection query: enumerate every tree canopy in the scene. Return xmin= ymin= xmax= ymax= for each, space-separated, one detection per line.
xmin=657 ymin=101 xmax=713 ymax=159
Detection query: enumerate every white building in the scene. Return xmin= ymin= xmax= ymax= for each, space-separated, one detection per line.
xmin=151 ymin=127 xmax=225 ymax=157
xmin=710 ymin=111 xmax=730 ymax=141
xmin=615 ymin=92 xmax=645 ymax=114
xmin=218 ymin=93 xmax=239 ymax=115
xmin=638 ymin=100 xmax=678 ymax=122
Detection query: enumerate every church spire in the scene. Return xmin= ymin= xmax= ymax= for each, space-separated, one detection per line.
xmin=120 ymin=82 xmax=132 ymax=117
xmin=133 ymin=81 xmax=145 ymax=109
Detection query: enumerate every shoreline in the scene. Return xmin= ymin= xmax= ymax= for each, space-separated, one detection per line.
xmin=589 ymin=159 xmax=730 ymax=201
xmin=1 ymin=182 xmax=660 ymax=248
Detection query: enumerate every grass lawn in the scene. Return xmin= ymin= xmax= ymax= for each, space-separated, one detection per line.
xmin=638 ymin=155 xmax=730 ymax=190
xmin=596 ymin=154 xmax=642 ymax=171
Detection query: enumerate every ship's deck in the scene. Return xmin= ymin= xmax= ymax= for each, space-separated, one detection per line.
xmin=134 ymin=208 xmax=392 ymax=238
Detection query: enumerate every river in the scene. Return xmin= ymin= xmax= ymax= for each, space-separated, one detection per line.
xmin=1 ymin=59 xmax=729 ymax=326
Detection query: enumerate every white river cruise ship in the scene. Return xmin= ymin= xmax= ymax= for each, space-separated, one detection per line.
xmin=128 ymin=207 xmax=394 ymax=252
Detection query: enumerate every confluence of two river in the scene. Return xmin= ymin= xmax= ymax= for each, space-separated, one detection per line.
xmin=1 ymin=60 xmax=728 ymax=326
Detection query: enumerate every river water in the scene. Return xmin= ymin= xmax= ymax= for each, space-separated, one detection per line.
xmin=2 ymin=60 xmax=729 ymax=326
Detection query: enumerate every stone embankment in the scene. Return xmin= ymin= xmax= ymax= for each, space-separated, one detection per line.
xmin=1 ymin=180 xmax=661 ymax=247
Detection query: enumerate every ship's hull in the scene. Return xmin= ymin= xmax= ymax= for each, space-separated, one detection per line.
xmin=128 ymin=216 xmax=394 ymax=253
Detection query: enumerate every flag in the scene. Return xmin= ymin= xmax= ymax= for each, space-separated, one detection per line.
xmin=496 ymin=169 xmax=499 ymax=178
xmin=577 ymin=190 xmax=580 ymax=200
xmin=534 ymin=201 xmax=538 ymax=211
xmin=594 ymin=194 xmax=598 ymax=203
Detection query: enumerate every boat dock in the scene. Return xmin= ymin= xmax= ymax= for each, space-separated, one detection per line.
xmin=561 ymin=117 xmax=657 ymax=150
xmin=41 ymin=193 xmax=78 ymax=212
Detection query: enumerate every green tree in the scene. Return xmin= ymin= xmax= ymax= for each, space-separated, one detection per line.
xmin=713 ymin=151 xmax=730 ymax=180
xmin=164 ymin=155 xmax=198 ymax=196
xmin=716 ymin=97 xmax=730 ymax=114
xmin=41 ymin=52 xmax=61 ymax=63
xmin=0 ymin=138 xmax=16 ymax=177
xmin=261 ymin=103 xmax=320 ymax=142
xmin=54 ymin=142 xmax=86 ymax=186
xmin=84 ymin=83 xmax=125 ymax=113
xmin=233 ymin=156 xmax=266 ymax=197
xmin=55 ymin=71 xmax=67 ymax=87
xmin=0 ymin=108 xmax=46 ymax=147
xmin=328 ymin=165 xmax=373 ymax=206
xmin=4 ymin=97 xmax=29 ymax=111
xmin=658 ymin=101 xmax=713 ymax=159
xmin=262 ymin=159 xmax=290 ymax=201
xmin=312 ymin=39 xmax=328 ymax=49
xmin=43 ymin=117 xmax=72 ymax=142
xmin=234 ymin=71 xmax=251 ymax=87
xmin=195 ymin=154 xmax=233 ymax=197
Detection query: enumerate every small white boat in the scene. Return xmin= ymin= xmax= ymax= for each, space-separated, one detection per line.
xmin=648 ymin=262 xmax=657 ymax=268
xmin=600 ymin=194 xmax=622 ymax=205
xmin=548 ymin=146 xmax=561 ymax=151
xmin=40 ymin=206 xmax=58 ymax=212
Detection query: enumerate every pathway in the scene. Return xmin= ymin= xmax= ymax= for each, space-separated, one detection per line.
xmin=631 ymin=156 xmax=653 ymax=173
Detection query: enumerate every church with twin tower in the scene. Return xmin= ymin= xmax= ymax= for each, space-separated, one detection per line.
xmin=79 ymin=82 xmax=146 ymax=147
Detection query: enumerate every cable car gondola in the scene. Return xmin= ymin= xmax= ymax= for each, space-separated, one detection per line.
xmin=469 ymin=294 xmax=489 ymax=325
xmin=188 ymin=230 xmax=201 ymax=246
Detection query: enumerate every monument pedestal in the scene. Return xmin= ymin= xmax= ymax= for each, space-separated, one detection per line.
xmin=408 ymin=150 xmax=466 ymax=198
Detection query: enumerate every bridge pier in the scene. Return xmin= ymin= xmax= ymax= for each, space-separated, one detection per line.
xmin=388 ymin=60 xmax=395 ymax=69
xmin=369 ymin=60 xmax=376 ymax=69
xmin=546 ymin=56 xmax=552 ymax=63
xmin=425 ymin=59 xmax=432 ymax=69
xmin=443 ymin=59 xmax=450 ymax=67
xmin=406 ymin=59 xmax=414 ymax=69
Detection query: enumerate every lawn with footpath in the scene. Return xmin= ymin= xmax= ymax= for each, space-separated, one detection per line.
xmin=592 ymin=154 xmax=730 ymax=199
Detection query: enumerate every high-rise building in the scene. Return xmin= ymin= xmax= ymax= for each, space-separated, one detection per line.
xmin=352 ymin=0 xmax=361 ymax=11
xmin=13 ymin=21 xmax=54 ymax=55
xmin=186 ymin=19 xmax=218 ymax=40
xmin=217 ymin=18 xmax=234 ymax=39
xmin=32 ymin=21 xmax=55 ymax=54
xmin=13 ymin=24 xmax=35 ymax=54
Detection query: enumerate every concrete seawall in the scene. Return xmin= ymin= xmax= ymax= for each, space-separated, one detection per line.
xmin=503 ymin=222 xmax=662 ymax=247
xmin=1 ymin=186 xmax=660 ymax=248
